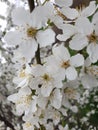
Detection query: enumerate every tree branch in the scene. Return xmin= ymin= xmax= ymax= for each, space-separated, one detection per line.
xmin=0 ymin=115 xmax=15 ymax=130
xmin=27 ymin=0 xmax=35 ymax=12
xmin=35 ymin=44 xmax=41 ymax=64
xmin=72 ymin=0 xmax=91 ymax=8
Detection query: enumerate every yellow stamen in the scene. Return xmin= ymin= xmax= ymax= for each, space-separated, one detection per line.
xmin=19 ymin=70 xmax=26 ymax=78
xmin=42 ymin=74 xmax=50 ymax=81
xmin=25 ymin=122 xmax=32 ymax=128
xmin=27 ymin=27 xmax=37 ymax=38
xmin=88 ymin=33 xmax=97 ymax=43
xmin=16 ymin=95 xmax=32 ymax=105
xmin=61 ymin=61 xmax=70 ymax=68
xmin=64 ymin=88 xmax=77 ymax=99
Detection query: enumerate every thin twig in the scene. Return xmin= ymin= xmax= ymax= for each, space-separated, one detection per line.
xmin=35 ymin=44 xmax=41 ymax=64
xmin=27 ymin=0 xmax=35 ymax=12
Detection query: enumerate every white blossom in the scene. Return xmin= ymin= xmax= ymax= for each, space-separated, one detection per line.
xmin=30 ymin=64 xmax=63 ymax=97
xmin=4 ymin=7 xmax=55 ymax=62
xmin=46 ymin=44 xmax=84 ymax=80
xmin=7 ymin=87 xmax=34 ymax=115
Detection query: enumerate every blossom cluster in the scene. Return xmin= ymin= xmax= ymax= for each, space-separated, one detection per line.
xmin=3 ymin=0 xmax=98 ymax=129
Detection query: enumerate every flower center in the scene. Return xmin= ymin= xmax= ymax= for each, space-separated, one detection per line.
xmin=42 ymin=74 xmax=50 ymax=81
xmin=88 ymin=33 xmax=98 ymax=43
xmin=25 ymin=122 xmax=32 ymax=128
xmin=64 ymin=88 xmax=77 ymax=99
xmin=17 ymin=95 xmax=32 ymax=105
xmin=19 ymin=70 xmax=26 ymax=78
xmin=86 ymin=66 xmax=98 ymax=76
xmin=27 ymin=27 xmax=37 ymax=38
xmin=61 ymin=61 xmax=70 ymax=68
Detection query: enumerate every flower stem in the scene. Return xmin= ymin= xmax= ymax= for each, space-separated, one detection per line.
xmin=35 ymin=44 xmax=41 ymax=64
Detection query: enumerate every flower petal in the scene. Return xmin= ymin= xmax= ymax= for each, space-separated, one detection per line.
xmin=4 ymin=31 xmax=22 ymax=46
xmin=37 ymin=29 xmax=55 ymax=47
xmin=65 ymin=67 xmax=77 ymax=80
xmin=61 ymin=7 xmax=78 ymax=20
xmin=41 ymin=84 xmax=53 ymax=97
xmin=92 ymin=12 xmax=98 ymax=24
xmin=81 ymin=74 xmax=98 ymax=89
xmin=16 ymin=39 xmax=38 ymax=62
xmin=75 ymin=17 xmax=93 ymax=35
xmin=81 ymin=1 xmax=96 ymax=17
xmin=53 ymin=44 xmax=70 ymax=61
xmin=70 ymin=54 xmax=84 ymax=67
xmin=31 ymin=2 xmax=54 ymax=28
xmin=57 ymin=23 xmax=77 ymax=41
xmin=87 ymin=44 xmax=98 ymax=63
xmin=12 ymin=8 xmax=31 ymax=25
xmin=50 ymin=89 xmax=62 ymax=109
xmin=37 ymin=96 xmax=48 ymax=109
xmin=69 ymin=34 xmax=88 ymax=50
xmin=55 ymin=0 xmax=73 ymax=7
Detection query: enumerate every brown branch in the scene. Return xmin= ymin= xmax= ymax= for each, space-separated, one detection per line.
xmin=27 ymin=0 xmax=35 ymax=12
xmin=0 ymin=114 xmax=15 ymax=130
xmin=35 ymin=44 xmax=41 ymax=64
xmin=72 ymin=0 xmax=92 ymax=8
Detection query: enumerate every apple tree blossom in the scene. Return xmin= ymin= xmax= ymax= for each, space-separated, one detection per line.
xmin=0 ymin=0 xmax=98 ymax=130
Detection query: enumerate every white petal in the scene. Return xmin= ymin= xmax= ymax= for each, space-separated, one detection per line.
xmin=31 ymin=64 xmax=45 ymax=77
xmin=75 ymin=17 xmax=93 ymax=35
xmin=16 ymin=105 xmax=24 ymax=115
xmin=84 ymin=57 xmax=91 ymax=67
xmin=62 ymin=24 xmax=77 ymax=34
xmin=92 ymin=12 xmax=98 ymax=24
xmin=19 ymin=87 xmax=32 ymax=95
xmin=30 ymin=7 xmax=43 ymax=28
xmin=55 ymin=0 xmax=73 ymax=7
xmin=81 ymin=74 xmax=98 ymax=89
xmin=16 ymin=78 xmax=28 ymax=88
xmin=53 ymin=44 xmax=70 ymax=61
xmin=13 ymin=77 xmax=23 ymax=85
xmin=4 ymin=31 xmax=22 ymax=45
xmin=65 ymin=67 xmax=77 ymax=80
xmin=31 ymin=101 xmax=37 ymax=113
xmin=94 ymin=23 xmax=98 ymax=36
xmin=70 ymin=54 xmax=84 ymax=67
xmin=37 ymin=29 xmax=55 ymax=47
xmin=57 ymin=23 xmax=77 ymax=41
xmin=41 ymin=84 xmax=53 ymax=97
xmin=57 ymin=34 xmax=70 ymax=41
xmin=7 ymin=93 xmax=18 ymax=103
xmin=12 ymin=8 xmax=31 ymax=25
xmin=32 ymin=3 xmax=54 ymax=26
xmin=18 ymin=39 xmax=38 ymax=61
xmin=45 ymin=55 xmax=59 ymax=70
xmin=53 ymin=76 xmax=63 ymax=88
xmin=69 ymin=34 xmax=88 ymax=50
xmin=51 ymin=89 xmax=62 ymax=109
xmin=87 ymin=44 xmax=98 ymax=63
xmin=61 ymin=7 xmax=78 ymax=20
xmin=81 ymin=1 xmax=96 ymax=17
xmin=51 ymin=15 xmax=64 ymax=27
xmin=37 ymin=96 xmax=48 ymax=109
